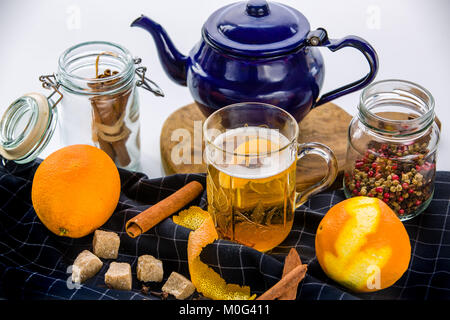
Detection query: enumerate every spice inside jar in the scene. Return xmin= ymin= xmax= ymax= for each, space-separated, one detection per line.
xmin=344 ymin=141 xmax=436 ymax=217
xmin=88 ymin=53 xmax=133 ymax=168
xmin=343 ymin=80 xmax=440 ymax=221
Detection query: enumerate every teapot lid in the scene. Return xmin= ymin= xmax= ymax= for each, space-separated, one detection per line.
xmin=203 ymin=0 xmax=311 ymax=58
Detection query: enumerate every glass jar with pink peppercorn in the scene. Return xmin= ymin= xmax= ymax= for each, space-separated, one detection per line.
xmin=343 ymin=80 xmax=440 ymax=221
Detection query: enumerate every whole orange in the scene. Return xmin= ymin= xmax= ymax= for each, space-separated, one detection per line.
xmin=315 ymin=196 xmax=411 ymax=292
xmin=32 ymin=144 xmax=121 ymax=238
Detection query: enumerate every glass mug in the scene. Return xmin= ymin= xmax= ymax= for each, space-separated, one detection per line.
xmin=204 ymin=103 xmax=338 ymax=252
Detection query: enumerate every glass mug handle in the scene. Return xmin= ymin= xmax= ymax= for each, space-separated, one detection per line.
xmin=295 ymin=142 xmax=339 ymax=207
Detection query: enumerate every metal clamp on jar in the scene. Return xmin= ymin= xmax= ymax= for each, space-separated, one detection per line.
xmin=0 ymin=41 xmax=163 ymax=170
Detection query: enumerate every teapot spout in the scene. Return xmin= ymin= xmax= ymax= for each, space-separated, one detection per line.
xmin=131 ymin=15 xmax=188 ymax=86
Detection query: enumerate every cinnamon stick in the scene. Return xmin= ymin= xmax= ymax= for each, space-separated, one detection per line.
xmin=88 ymin=53 xmax=133 ymax=167
xmin=256 ymin=264 xmax=307 ymax=300
xmin=279 ymin=248 xmax=302 ymax=300
xmin=92 ymin=106 xmax=116 ymax=161
xmin=91 ymin=90 xmax=132 ymax=166
xmin=125 ymin=181 xmax=204 ymax=238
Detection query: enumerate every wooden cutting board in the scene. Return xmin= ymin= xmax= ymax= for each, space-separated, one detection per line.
xmin=160 ymin=102 xmax=351 ymax=190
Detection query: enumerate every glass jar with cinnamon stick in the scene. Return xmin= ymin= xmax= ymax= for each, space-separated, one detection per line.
xmin=0 ymin=41 xmax=163 ymax=169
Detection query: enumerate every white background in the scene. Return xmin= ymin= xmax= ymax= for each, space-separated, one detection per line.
xmin=0 ymin=0 xmax=449 ymax=178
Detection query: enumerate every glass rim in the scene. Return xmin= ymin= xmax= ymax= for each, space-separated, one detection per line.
xmin=358 ymin=79 xmax=435 ymax=136
xmin=203 ymin=102 xmax=299 ymax=157
xmin=57 ymin=41 xmax=135 ymax=93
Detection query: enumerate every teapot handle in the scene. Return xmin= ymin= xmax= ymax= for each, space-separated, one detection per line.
xmin=308 ymin=28 xmax=379 ymax=107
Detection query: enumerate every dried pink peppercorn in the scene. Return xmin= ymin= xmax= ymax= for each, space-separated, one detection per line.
xmin=344 ymin=141 xmax=434 ymax=218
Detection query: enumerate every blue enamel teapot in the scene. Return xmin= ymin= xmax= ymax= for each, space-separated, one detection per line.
xmin=132 ymin=0 xmax=378 ymax=121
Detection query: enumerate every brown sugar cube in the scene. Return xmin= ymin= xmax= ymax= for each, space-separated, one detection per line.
xmin=137 ymin=255 xmax=164 ymax=282
xmin=104 ymin=262 xmax=132 ymax=290
xmin=72 ymin=250 xmax=103 ymax=284
xmin=162 ymin=272 xmax=195 ymax=300
xmin=93 ymin=230 xmax=120 ymax=259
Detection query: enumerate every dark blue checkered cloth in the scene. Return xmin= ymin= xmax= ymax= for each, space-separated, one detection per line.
xmin=0 ymin=160 xmax=449 ymax=300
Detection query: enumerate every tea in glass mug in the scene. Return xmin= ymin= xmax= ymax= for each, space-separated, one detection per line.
xmin=204 ymin=103 xmax=338 ymax=252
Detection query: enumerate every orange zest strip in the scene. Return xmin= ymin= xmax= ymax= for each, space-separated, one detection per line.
xmin=173 ymin=206 xmax=256 ymax=300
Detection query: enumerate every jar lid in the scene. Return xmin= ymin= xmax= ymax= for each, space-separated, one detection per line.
xmin=0 ymin=93 xmax=56 ymax=163
xmin=203 ymin=0 xmax=311 ymax=58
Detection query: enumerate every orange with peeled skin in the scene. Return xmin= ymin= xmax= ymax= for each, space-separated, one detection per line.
xmin=315 ymin=196 xmax=411 ymax=292
xmin=31 ymin=145 xmax=121 ymax=238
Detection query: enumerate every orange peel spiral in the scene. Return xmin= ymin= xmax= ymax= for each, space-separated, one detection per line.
xmin=173 ymin=206 xmax=256 ymax=300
